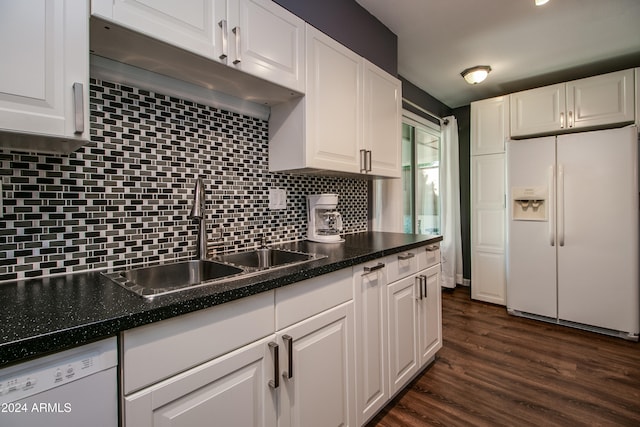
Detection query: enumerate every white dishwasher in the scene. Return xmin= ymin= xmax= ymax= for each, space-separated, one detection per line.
xmin=0 ymin=337 xmax=118 ymax=427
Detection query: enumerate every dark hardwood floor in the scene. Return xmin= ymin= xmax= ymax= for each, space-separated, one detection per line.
xmin=367 ymin=286 xmax=640 ymax=426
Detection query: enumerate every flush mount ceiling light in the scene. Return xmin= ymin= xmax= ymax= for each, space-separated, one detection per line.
xmin=461 ymin=66 xmax=492 ymax=84
xmin=535 ymin=0 xmax=550 ymax=5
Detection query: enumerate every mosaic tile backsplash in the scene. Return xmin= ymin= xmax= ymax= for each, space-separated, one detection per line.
xmin=0 ymin=79 xmax=368 ymax=282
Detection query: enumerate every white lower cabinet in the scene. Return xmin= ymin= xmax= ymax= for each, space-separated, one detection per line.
xmin=387 ymin=274 xmax=419 ymax=395
xmin=416 ymin=264 xmax=442 ymax=365
xmin=277 ymin=302 xmax=355 ymax=427
xmin=353 ymin=261 xmax=388 ymax=426
xmin=124 ymin=335 xmax=278 ymax=427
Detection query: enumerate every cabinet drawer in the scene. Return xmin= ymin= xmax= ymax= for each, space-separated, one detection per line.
xmin=122 ymin=290 xmax=275 ymax=394
xmin=417 ymin=244 xmax=441 ymax=270
xmin=275 ymin=268 xmax=353 ymax=330
xmin=386 ymin=251 xmax=419 ymax=283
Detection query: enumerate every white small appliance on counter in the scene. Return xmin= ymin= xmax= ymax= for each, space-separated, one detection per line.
xmin=307 ymin=194 xmax=344 ymax=243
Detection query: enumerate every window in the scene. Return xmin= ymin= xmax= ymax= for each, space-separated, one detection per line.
xmin=402 ymin=113 xmax=441 ymax=234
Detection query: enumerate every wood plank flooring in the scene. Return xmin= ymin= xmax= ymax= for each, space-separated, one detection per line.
xmin=367 ymin=286 xmax=640 ymax=426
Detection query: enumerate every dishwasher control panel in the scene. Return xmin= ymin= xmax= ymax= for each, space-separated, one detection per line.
xmin=0 ymin=338 xmax=117 ymax=403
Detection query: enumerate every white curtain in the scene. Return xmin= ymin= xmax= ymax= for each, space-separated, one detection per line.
xmin=440 ymin=115 xmax=463 ymax=288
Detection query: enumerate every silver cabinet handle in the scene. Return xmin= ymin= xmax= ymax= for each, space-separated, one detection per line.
xmin=268 ymin=342 xmax=279 ymax=389
xmin=232 ymin=26 xmax=241 ymax=64
xmin=417 ymin=276 xmax=423 ymax=300
xmin=283 ymin=334 xmax=293 ymax=379
xmin=560 ymin=112 xmax=564 ymax=129
xmin=366 ymin=150 xmax=372 ymax=172
xmin=360 ymin=149 xmax=367 ymax=173
xmin=363 ymin=262 xmax=385 ymax=274
xmin=422 ymin=275 xmax=428 ymax=299
xmin=72 ymin=82 xmax=84 ymax=134
xmin=568 ymin=110 xmax=573 ymax=128
xmin=397 ymin=252 xmax=415 ymax=261
xmin=425 ymin=245 xmax=439 ymax=252
xmin=218 ymin=20 xmax=228 ymax=60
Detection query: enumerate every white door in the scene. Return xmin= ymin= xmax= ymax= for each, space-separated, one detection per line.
xmin=363 ymin=60 xmax=401 ymax=177
xmin=557 ymin=127 xmax=639 ymax=333
xmin=124 ymin=336 xmax=278 ymax=427
xmin=0 ymin=0 xmax=88 ymax=141
xmin=353 ymin=263 xmax=388 ymax=425
xmin=306 ymin=26 xmax=362 ymax=174
xmin=278 ymin=302 xmax=356 ymax=427
xmin=387 ymin=276 xmax=418 ymax=395
xmin=510 ymin=83 xmax=566 ymax=137
xmin=417 ymin=265 xmax=442 ymax=366
xmin=471 ymin=153 xmax=506 ymax=305
xmin=567 ymin=69 xmax=635 ymax=130
xmin=93 ymin=0 xmax=224 ymax=60
xmin=231 ymin=0 xmax=305 ymax=92
xmin=506 ymin=137 xmax=557 ymax=318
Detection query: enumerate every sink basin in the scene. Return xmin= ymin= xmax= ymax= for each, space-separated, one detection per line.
xmin=102 ymin=260 xmax=244 ymax=299
xmin=215 ymin=248 xmax=323 ymax=270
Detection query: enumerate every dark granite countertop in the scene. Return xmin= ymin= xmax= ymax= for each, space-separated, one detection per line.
xmin=0 ymin=232 xmax=442 ymax=367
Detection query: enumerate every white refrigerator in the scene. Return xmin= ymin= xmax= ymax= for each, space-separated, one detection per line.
xmin=506 ymin=126 xmax=639 ymax=340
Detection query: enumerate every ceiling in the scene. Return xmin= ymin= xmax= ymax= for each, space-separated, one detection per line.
xmin=356 ymin=0 xmax=640 ymax=108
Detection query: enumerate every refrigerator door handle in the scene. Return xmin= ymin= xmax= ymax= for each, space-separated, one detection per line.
xmin=548 ymin=165 xmax=555 ymax=246
xmin=558 ymin=164 xmax=565 ymax=246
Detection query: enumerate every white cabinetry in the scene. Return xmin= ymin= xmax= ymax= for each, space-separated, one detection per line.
xmin=275 ymin=268 xmax=356 ymax=427
xmin=0 ymin=0 xmax=89 ymax=154
xmin=471 ymin=97 xmax=507 ymax=306
xmin=91 ymin=0 xmax=305 ymax=93
xmin=385 ymin=246 xmax=442 ymax=397
xmin=269 ymin=25 xmax=401 ymax=178
xmin=353 ymin=261 xmax=388 ymax=426
xmin=124 ymin=335 xmax=278 ymax=427
xmin=510 ymin=69 xmax=635 ymax=137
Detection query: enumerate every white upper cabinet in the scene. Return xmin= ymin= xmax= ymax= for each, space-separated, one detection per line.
xmin=231 ymin=0 xmax=305 ymax=93
xmin=0 ymin=0 xmax=89 ymax=154
xmin=269 ymin=25 xmax=401 ymax=178
xmin=510 ymin=69 xmax=635 ymax=137
xmin=471 ymin=96 xmax=509 ymax=155
xmin=91 ymin=0 xmax=305 ymax=93
xmin=363 ymin=61 xmax=402 ymax=177
xmin=91 ymin=0 xmax=224 ymax=60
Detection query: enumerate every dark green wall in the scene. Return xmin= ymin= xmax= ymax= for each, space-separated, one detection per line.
xmin=452 ymin=106 xmax=471 ymax=281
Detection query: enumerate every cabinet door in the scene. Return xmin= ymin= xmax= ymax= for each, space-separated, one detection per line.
xmin=124 ymin=336 xmax=278 ymax=427
xmin=387 ymin=276 xmax=418 ymax=396
xmin=417 ymin=265 xmax=442 ymax=366
xmin=567 ymin=69 xmax=635 ymax=130
xmin=510 ymin=83 xmax=565 ymax=137
xmin=471 ymin=153 xmax=506 ymax=305
xmin=471 ymin=96 xmax=508 ymax=155
xmin=306 ymin=25 xmax=363 ymax=174
xmin=353 ymin=263 xmax=388 ymax=425
xmin=92 ymin=0 xmax=224 ymax=60
xmin=363 ymin=60 xmax=401 ymax=177
xmin=229 ymin=0 xmax=305 ymax=92
xmin=0 ymin=0 xmax=88 ymax=149
xmin=278 ymin=302 xmax=356 ymax=427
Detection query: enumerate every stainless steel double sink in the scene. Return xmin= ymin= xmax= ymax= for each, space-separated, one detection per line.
xmin=102 ymin=248 xmax=325 ymax=299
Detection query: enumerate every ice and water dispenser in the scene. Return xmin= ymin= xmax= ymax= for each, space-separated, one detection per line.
xmin=511 ymin=186 xmax=548 ymax=221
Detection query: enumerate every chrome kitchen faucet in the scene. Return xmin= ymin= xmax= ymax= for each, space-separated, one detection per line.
xmin=188 ymin=176 xmax=208 ymax=260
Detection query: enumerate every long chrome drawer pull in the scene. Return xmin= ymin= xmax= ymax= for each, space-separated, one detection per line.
xmin=219 ymin=20 xmax=228 ymax=60
xmin=283 ymin=334 xmax=293 ymax=379
xmin=363 ymin=263 xmax=385 ymax=274
xmin=232 ymin=26 xmax=241 ymax=64
xmin=73 ymin=82 xmax=84 ymax=134
xmin=268 ymin=342 xmax=279 ymax=389
xmin=397 ymin=253 xmax=415 ymax=260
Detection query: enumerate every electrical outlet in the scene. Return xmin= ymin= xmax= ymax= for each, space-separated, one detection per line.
xmin=269 ymin=188 xmax=287 ymax=210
